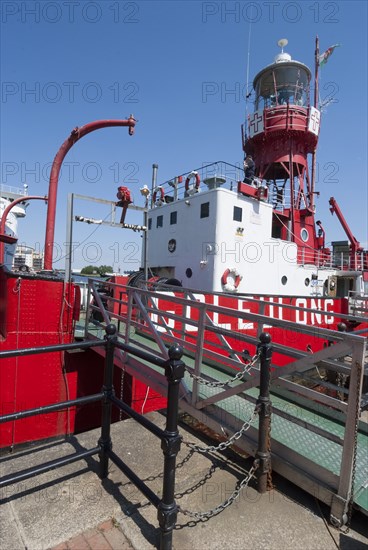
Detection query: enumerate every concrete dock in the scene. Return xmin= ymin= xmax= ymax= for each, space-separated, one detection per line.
xmin=1 ymin=412 xmax=367 ymax=550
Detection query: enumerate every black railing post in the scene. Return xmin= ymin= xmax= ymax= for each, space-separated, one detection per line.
xmin=157 ymin=344 xmax=185 ymax=550
xmin=98 ymin=324 xmax=117 ymax=479
xmin=255 ymin=332 xmax=273 ymax=494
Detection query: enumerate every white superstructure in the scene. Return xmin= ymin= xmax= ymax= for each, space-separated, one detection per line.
xmin=144 ymin=177 xmax=359 ymax=298
xmin=0 ymin=185 xmax=29 ymax=269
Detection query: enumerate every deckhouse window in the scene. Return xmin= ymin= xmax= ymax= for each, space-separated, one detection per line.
xmin=200 ymin=202 xmax=210 ymax=219
xmin=148 ymin=218 xmax=152 ymax=230
xmin=170 ymin=211 xmax=177 ymax=225
xmin=156 ymin=215 xmax=163 ymax=228
xmin=233 ymin=206 xmax=242 ymax=222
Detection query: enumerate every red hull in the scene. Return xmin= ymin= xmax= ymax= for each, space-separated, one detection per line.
xmin=0 ymin=270 xmax=78 ymax=447
xmin=0 ymin=270 xmax=166 ymax=449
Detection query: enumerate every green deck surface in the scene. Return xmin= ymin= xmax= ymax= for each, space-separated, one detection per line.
xmin=185 ymin=358 xmax=368 ymax=513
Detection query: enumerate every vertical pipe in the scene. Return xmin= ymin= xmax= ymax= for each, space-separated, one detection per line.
xmin=289 ymin=148 xmax=295 ymax=242
xmin=143 ymin=198 xmax=148 ymax=281
xmin=158 ymin=344 xmax=185 ymax=550
xmin=44 ymin=118 xmax=136 ymax=270
xmin=255 ymin=332 xmax=273 ymax=494
xmin=64 ymin=193 xmax=74 ymax=284
xmin=84 ymin=280 xmax=92 ymax=338
xmin=314 ymin=35 xmax=320 ymax=109
xmin=98 ymin=324 xmax=117 ymax=479
xmin=173 ymin=177 xmax=178 ymax=202
xmin=151 ymin=163 xmax=158 ymax=208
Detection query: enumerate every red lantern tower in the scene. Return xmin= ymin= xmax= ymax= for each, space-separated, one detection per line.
xmin=243 ymin=38 xmax=323 ymax=264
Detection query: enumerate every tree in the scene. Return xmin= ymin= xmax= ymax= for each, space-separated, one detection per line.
xmin=80 ymin=265 xmax=114 ymax=276
xmin=80 ymin=265 xmax=99 ymax=275
xmin=98 ymin=265 xmax=113 ymax=276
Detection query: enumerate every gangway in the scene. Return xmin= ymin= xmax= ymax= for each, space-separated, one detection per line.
xmin=82 ymin=279 xmax=368 ymax=527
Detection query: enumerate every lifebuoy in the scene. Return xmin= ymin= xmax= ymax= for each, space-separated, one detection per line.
xmin=153 ymin=186 xmax=164 ymax=203
xmin=185 ymin=171 xmax=200 ymax=192
xmin=221 ymin=268 xmax=242 ymax=292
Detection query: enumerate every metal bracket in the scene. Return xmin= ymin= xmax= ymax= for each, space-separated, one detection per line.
xmin=161 ymin=434 xmax=182 ymax=456
xmin=157 ymin=502 xmax=178 ymax=531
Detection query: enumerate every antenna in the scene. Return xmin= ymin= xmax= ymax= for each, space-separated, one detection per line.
xmin=277 ymin=38 xmax=288 ymax=52
xmin=244 ymin=11 xmax=254 ymax=144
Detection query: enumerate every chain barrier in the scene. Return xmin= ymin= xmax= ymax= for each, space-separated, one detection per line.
xmin=185 ymin=352 xmax=260 ymax=388
xmin=177 ymin=462 xmax=258 ymax=520
xmin=183 ymin=406 xmax=258 ymax=453
xmin=336 ymin=371 xmax=348 ymax=402
xmin=119 ymin=366 xmax=125 ymax=421
xmin=177 ymin=343 xmax=270 ymax=520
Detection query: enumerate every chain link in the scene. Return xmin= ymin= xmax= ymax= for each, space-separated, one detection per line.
xmin=183 ymin=406 xmax=258 ymax=453
xmin=336 ymin=371 xmax=348 ymax=402
xmin=185 ymin=352 xmax=260 ymax=388
xmin=119 ymin=367 xmax=125 ymax=420
xmin=177 ymin=462 xmax=258 ymax=520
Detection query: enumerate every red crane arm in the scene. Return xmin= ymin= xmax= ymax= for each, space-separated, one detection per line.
xmin=329 ymin=197 xmax=361 ymax=253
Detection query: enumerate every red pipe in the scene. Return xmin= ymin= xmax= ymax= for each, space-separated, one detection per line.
xmin=0 ymin=195 xmax=48 ymax=264
xmin=44 ymin=117 xmax=136 ymax=270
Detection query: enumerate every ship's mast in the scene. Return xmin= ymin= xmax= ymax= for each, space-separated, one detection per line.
xmin=310 ymin=35 xmax=320 ymax=210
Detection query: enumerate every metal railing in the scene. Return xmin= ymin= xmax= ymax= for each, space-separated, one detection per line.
xmin=296 ymin=247 xmax=368 ymax=271
xmin=85 ymin=278 xmax=368 ymax=527
xmin=263 ymin=104 xmax=309 ymax=131
xmin=0 ymin=184 xmax=28 ymax=197
xmin=348 ymin=292 xmax=368 ymax=318
xmin=152 ymin=161 xmax=243 ymax=203
xmin=0 ymin=305 xmax=275 ymax=548
xmin=0 ymin=326 xmax=186 ymax=550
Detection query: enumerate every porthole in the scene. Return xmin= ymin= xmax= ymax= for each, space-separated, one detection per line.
xmin=300 ymin=228 xmax=309 ymax=242
xmin=304 ymin=278 xmax=310 ymax=286
xmin=186 ymin=268 xmax=193 ymax=278
xmin=281 ymin=276 xmax=287 ymax=285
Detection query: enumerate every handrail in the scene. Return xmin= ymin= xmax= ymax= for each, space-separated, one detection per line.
xmin=84 ymin=280 xmax=367 ymax=528
xmin=0 ymin=325 xmax=185 ymax=550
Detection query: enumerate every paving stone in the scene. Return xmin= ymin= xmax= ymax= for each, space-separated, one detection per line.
xmin=102 ymin=526 xmax=134 ymax=550
xmin=65 ymin=533 xmax=90 ymax=550
xmin=2 ymin=414 xmax=367 ymax=550
xmin=83 ymin=531 xmax=111 ymax=549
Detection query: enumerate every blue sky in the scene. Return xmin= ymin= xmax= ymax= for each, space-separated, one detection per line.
xmin=1 ymin=0 xmax=367 ymax=271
